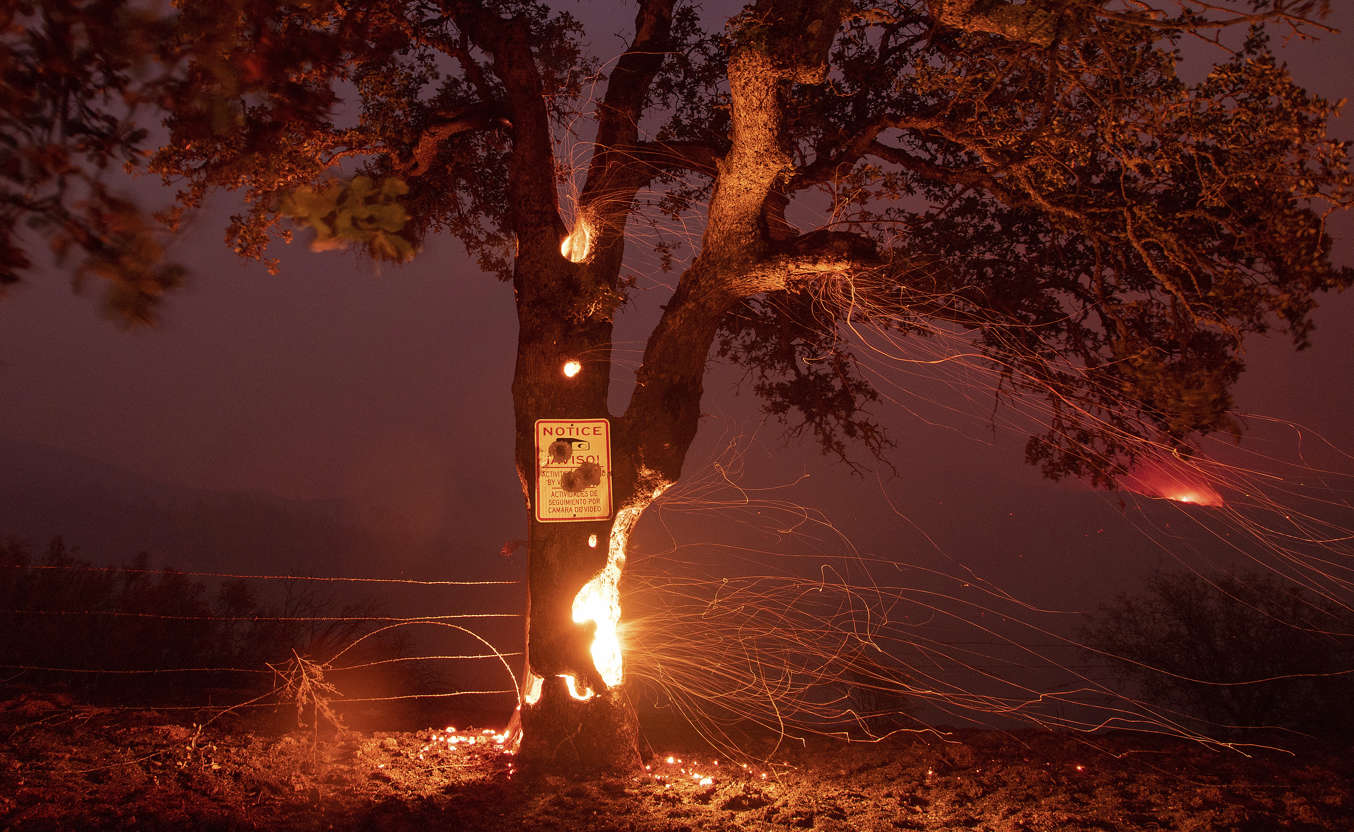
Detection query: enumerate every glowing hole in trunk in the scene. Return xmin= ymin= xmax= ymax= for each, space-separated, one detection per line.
xmin=560 ymin=216 xmax=593 ymax=263
xmin=523 ymin=672 xmax=544 ymax=705
xmin=563 ymin=675 xmax=594 ymax=701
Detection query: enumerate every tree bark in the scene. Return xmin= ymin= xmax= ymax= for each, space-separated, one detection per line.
xmin=498 ymin=0 xmax=856 ymax=775
xmin=508 ymin=249 xmax=646 ymax=773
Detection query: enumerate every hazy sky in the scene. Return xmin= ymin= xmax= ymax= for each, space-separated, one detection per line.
xmin=3 ymin=2 xmax=1353 ymax=610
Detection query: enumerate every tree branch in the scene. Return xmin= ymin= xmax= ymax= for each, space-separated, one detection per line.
xmin=738 ymin=230 xmax=883 ymax=295
xmin=790 ymin=114 xmax=947 ymax=191
xmin=663 ymin=0 xmax=845 ymax=263
xmin=566 ymin=0 xmax=679 ymax=296
xmin=580 ymin=0 xmax=676 ymax=207
xmin=927 ymin=0 xmax=1065 ymax=47
xmin=865 ymin=139 xmax=1090 ymax=225
xmin=442 ymin=1 xmax=563 ymax=251
xmin=620 ymin=0 xmax=859 ymax=482
xmin=398 ymin=105 xmax=511 ymax=176
xmin=1105 ymin=0 xmax=1337 ymax=36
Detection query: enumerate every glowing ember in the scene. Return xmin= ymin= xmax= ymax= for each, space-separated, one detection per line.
xmin=560 ymin=216 xmax=593 ymax=263
xmin=562 ymin=359 xmax=582 ymax=378
xmin=522 ymin=672 xmax=544 ymax=706
xmin=563 ymin=674 xmax=594 ymax=701
xmin=414 ymin=725 xmax=512 ymax=761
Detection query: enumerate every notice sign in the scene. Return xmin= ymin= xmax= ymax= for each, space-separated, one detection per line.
xmin=534 ymin=418 xmax=612 ymax=522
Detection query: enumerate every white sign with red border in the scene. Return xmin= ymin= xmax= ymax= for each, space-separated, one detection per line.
xmin=534 ymin=418 xmax=612 ymax=522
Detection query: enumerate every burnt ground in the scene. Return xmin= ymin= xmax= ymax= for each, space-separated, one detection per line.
xmin=1 ymin=695 xmax=1351 ymax=831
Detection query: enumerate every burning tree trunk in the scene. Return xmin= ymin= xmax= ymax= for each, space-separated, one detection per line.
xmin=506 ymin=235 xmax=696 ymax=771
xmin=498 ymin=0 xmax=858 ymax=773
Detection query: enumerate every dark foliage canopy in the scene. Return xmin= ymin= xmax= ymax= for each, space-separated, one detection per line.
xmin=4 ymin=0 xmax=1352 ymax=485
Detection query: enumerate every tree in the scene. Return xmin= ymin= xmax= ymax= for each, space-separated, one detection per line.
xmin=5 ymin=0 xmax=1352 ymax=771
xmin=1083 ymin=571 xmax=1354 ymax=740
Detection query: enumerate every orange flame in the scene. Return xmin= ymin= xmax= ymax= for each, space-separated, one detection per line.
xmin=560 ymin=216 xmax=594 ymax=263
xmin=571 ymin=506 xmax=642 ymax=689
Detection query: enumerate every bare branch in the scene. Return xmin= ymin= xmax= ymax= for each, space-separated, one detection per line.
xmin=398 ymin=106 xmax=511 ymax=176
xmin=864 ymin=139 xmax=1089 ymax=225
xmin=1106 ymin=0 xmax=1337 ymax=37
xmin=791 ymin=115 xmax=947 ymax=191
xmin=580 ymin=0 xmax=677 ymax=209
xmin=740 ymin=230 xmax=884 ymax=295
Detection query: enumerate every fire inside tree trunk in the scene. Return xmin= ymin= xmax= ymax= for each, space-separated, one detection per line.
xmin=507 ymin=246 xmax=653 ymax=773
xmin=512 ymin=448 xmax=656 ymax=773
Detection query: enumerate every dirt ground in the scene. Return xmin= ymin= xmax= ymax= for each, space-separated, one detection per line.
xmin=1 ymin=694 xmax=1351 ymax=831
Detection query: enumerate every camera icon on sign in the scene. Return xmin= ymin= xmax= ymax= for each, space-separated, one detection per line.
xmin=546 ymin=437 xmax=591 ymax=464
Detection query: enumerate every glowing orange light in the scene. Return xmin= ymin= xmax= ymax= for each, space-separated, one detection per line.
xmin=1161 ymin=486 xmax=1223 ymax=506
xmin=563 ymin=674 xmax=595 ymax=701
xmin=572 ymin=505 xmax=643 ymax=689
xmin=587 ymin=533 xmax=598 ymax=548
xmin=522 ymin=672 xmax=544 ymax=706
xmin=562 ymin=359 xmax=582 ymax=378
xmin=1124 ymin=460 xmax=1224 ymax=506
xmin=560 ymin=216 xmax=593 ymax=263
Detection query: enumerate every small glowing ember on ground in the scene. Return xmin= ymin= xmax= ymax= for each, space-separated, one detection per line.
xmin=635 ymin=753 xmax=777 ymax=789
xmin=414 ymin=726 xmax=513 ymax=762
xmin=562 ymin=359 xmax=582 ymax=377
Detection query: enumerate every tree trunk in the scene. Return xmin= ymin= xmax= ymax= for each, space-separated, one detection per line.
xmin=506 ymin=242 xmax=649 ymax=773
xmin=517 ymin=676 xmax=641 ymax=772
xmin=511 ymin=434 xmax=654 ymax=773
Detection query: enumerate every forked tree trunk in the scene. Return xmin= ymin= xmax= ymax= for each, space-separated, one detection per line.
xmin=491 ymin=0 xmax=846 ymax=772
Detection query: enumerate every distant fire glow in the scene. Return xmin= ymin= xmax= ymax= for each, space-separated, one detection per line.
xmin=562 ymin=359 xmax=582 ymax=378
xmin=560 ymin=216 xmax=593 ymax=263
xmin=1124 ymin=460 xmax=1224 ymax=507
